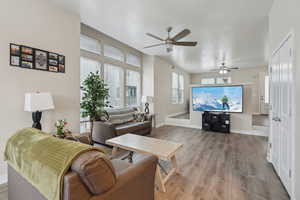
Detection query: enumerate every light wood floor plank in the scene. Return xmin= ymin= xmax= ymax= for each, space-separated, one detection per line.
xmin=0 ymin=126 xmax=290 ymax=200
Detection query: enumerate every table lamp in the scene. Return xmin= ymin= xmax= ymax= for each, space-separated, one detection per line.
xmin=24 ymin=92 xmax=55 ymax=130
xmin=141 ymin=96 xmax=154 ymax=114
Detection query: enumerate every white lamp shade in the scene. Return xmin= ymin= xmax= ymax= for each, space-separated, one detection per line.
xmin=24 ymin=92 xmax=55 ymax=112
xmin=141 ymin=96 xmax=154 ymax=103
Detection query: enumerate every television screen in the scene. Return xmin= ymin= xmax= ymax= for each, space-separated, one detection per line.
xmin=192 ymin=85 xmax=243 ymax=113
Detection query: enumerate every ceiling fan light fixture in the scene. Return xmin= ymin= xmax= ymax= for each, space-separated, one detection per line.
xmin=166 ymin=43 xmax=173 ymax=52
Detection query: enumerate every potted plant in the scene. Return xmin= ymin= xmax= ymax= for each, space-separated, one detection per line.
xmin=80 ymin=71 xmax=110 ymax=144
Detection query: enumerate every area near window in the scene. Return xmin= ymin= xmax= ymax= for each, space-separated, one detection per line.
xmin=104 ymin=64 xmax=124 ymax=108
xmin=172 ymin=72 xmax=184 ymax=104
xmin=80 ymin=33 xmax=142 ymax=132
xmin=126 ymin=70 xmax=141 ymax=106
xmin=80 ymin=35 xmax=101 ymax=55
xmin=104 ymin=44 xmax=124 ymax=61
xmin=126 ymin=53 xmax=141 ymax=67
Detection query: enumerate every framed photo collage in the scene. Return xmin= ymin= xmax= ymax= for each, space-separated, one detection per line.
xmin=10 ymin=43 xmax=65 ymax=73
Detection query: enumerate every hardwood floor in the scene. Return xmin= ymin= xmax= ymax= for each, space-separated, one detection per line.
xmin=150 ymin=126 xmax=289 ymax=200
xmin=0 ymin=126 xmax=289 ymax=200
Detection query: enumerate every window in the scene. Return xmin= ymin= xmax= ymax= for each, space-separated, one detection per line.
xmin=104 ymin=44 xmax=124 ymax=61
xmin=80 ymin=34 xmax=101 ymax=55
xmin=80 ymin=57 xmax=101 ymax=86
xmin=201 ymin=78 xmax=215 ymax=85
xmin=172 ymin=72 xmax=184 ymax=104
xmin=178 ymin=74 xmax=184 ymax=104
xmin=80 ymin=27 xmax=143 ymax=126
xmin=265 ymin=75 xmax=269 ymax=104
xmin=126 ymin=70 xmax=141 ymax=106
xmin=126 ymin=53 xmax=141 ymax=67
xmin=104 ymin=64 xmax=124 ymax=108
xmin=216 ymin=77 xmax=232 ymax=84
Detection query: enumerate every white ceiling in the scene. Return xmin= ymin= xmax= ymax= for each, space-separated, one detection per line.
xmin=51 ymin=0 xmax=273 ymax=73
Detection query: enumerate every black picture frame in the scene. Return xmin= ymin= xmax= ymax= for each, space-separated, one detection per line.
xmin=21 ymin=46 xmax=33 ymax=55
xmin=21 ymin=60 xmax=33 ymax=69
xmin=10 ymin=55 xmax=20 ymax=66
xmin=49 ymin=65 xmax=58 ymax=72
xmin=10 ymin=44 xmax=20 ymax=56
xmin=35 ymin=49 xmax=48 ymax=71
xmin=9 ymin=43 xmax=66 ymax=73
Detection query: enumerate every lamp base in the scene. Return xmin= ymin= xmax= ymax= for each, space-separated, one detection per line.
xmin=32 ymin=111 xmax=42 ymax=130
xmin=144 ymin=103 xmax=150 ymax=114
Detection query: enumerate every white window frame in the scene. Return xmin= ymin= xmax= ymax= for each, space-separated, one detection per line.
xmin=172 ymin=72 xmax=184 ymax=104
xmin=201 ymin=78 xmax=215 ymax=85
xmin=80 ymin=33 xmax=142 ymax=111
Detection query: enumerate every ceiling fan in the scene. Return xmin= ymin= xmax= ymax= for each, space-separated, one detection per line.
xmin=211 ymin=62 xmax=240 ymax=74
xmin=144 ymin=27 xmax=198 ymax=53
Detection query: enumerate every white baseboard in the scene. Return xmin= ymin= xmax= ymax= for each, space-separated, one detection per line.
xmin=155 ymin=123 xmax=165 ymax=128
xmin=0 ymin=183 xmax=8 ymax=193
xmin=231 ymin=129 xmax=268 ymax=137
xmin=167 ymin=111 xmax=188 ymax=118
xmin=164 ymin=122 xmax=202 ymax=130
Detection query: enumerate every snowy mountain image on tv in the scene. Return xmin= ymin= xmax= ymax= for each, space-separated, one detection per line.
xmin=192 ymin=86 xmax=243 ymax=113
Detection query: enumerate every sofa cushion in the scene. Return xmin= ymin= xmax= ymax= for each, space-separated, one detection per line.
xmin=71 ymin=151 xmax=116 ymax=195
xmin=109 ymin=112 xmax=135 ymax=125
xmin=107 ymin=108 xmax=137 ymax=125
xmin=107 ymin=107 xmax=137 ymax=115
xmin=115 ymin=121 xmax=152 ymax=135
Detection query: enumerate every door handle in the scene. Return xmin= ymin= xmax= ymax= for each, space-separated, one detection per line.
xmin=272 ymin=117 xmax=282 ymax=122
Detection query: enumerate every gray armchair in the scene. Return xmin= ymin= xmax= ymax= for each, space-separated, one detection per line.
xmin=92 ymin=108 xmax=153 ymax=145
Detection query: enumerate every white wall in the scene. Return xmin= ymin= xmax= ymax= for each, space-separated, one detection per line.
xmin=190 ymin=66 xmax=267 ymax=132
xmin=142 ymin=55 xmax=155 ymax=113
xmin=269 ymin=0 xmax=300 ymax=199
xmin=143 ymin=56 xmax=190 ymax=126
xmin=0 ymin=0 xmax=80 ymax=184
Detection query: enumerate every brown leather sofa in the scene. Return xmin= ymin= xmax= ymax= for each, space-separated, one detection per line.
xmin=8 ymin=151 xmax=158 ymax=200
xmin=92 ymin=108 xmax=152 ymax=145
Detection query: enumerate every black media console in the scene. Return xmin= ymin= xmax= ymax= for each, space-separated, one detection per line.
xmin=202 ymin=111 xmax=230 ymax=133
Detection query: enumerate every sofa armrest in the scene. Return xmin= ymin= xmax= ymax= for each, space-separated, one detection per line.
xmin=64 ymin=172 xmax=92 ymax=200
xmin=92 ymin=156 xmax=158 ymax=200
xmin=145 ymin=114 xmax=153 ymax=122
xmin=92 ymin=121 xmax=116 ymax=145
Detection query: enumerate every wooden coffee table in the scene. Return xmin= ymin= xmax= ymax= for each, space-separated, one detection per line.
xmin=106 ymin=134 xmax=183 ymax=192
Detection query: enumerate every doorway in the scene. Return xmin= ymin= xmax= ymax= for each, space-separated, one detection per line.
xmin=269 ymin=33 xmax=295 ymax=197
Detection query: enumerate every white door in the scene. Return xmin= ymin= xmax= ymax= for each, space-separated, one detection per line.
xmin=270 ymin=35 xmax=293 ymax=195
xmin=270 ymin=50 xmax=280 ymax=173
xmin=278 ymin=37 xmax=293 ymax=193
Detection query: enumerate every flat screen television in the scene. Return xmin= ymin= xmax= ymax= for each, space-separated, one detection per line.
xmin=192 ymin=85 xmax=243 ymax=113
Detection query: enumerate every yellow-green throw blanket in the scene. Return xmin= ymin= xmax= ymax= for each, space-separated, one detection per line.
xmin=4 ymin=128 xmax=105 ymax=200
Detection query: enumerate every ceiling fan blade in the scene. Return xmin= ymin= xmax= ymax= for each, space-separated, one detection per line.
xmin=146 ymin=33 xmax=165 ymax=41
xmin=144 ymin=43 xmax=165 ymax=49
xmin=172 ymin=41 xmax=197 ymax=46
xmin=171 ymin=29 xmax=191 ymax=41
xmin=228 ymin=67 xmax=239 ymax=70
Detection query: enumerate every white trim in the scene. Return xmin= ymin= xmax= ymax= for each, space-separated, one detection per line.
xmin=269 ymin=31 xmax=295 ymax=199
xmin=164 ymin=122 xmax=202 ymax=130
xmin=231 ymin=129 xmax=268 ymax=137
xmin=0 ymin=183 xmax=7 ymax=193
xmin=155 ymin=123 xmax=165 ymax=128
xmin=167 ymin=112 xmax=188 ymax=118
